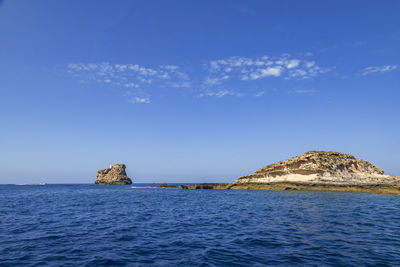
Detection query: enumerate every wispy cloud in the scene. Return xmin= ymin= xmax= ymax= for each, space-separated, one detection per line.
xmin=247 ymin=66 xmax=283 ymax=80
xmin=67 ymin=62 xmax=190 ymax=87
xmin=130 ymin=97 xmax=151 ymax=104
xmin=67 ymin=62 xmax=190 ymax=104
xmin=122 ymin=90 xmax=151 ymax=104
xmin=199 ymin=54 xmax=331 ymax=98
xmin=205 ymin=54 xmax=331 ymax=83
xmin=67 ymin=54 xmax=333 ymax=102
xmin=254 ymin=91 xmax=265 ymax=97
xmin=197 ymin=89 xmax=243 ymax=98
xmin=291 ymin=89 xmax=318 ymax=95
xmin=124 ymin=82 xmax=139 ymax=88
xmin=361 ymin=65 xmax=398 ymax=76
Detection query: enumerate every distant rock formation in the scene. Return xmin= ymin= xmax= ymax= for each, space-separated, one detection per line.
xmin=155 ymin=183 xmax=179 ymax=189
xmin=181 ymin=151 xmax=400 ymax=194
xmin=181 ymin=183 xmax=231 ymax=190
xmin=95 ymin=164 xmax=132 ymax=185
xmin=235 ymin=151 xmax=398 ymax=186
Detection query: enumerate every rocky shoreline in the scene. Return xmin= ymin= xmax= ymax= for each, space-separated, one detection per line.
xmin=181 ymin=182 xmax=400 ymax=194
xmin=181 ymin=151 xmax=400 ymax=194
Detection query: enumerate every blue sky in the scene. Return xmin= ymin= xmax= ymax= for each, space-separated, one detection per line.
xmin=0 ymin=0 xmax=399 ymax=183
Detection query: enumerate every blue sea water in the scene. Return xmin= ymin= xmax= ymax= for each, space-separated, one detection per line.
xmin=1 ymin=184 xmax=400 ymax=266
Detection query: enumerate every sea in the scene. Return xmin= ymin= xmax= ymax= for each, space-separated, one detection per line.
xmin=1 ymin=184 xmax=400 ymax=266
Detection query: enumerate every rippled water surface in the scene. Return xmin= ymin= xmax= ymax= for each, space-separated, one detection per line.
xmin=1 ymin=184 xmax=400 ymax=266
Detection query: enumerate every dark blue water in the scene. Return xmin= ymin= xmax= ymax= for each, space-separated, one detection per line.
xmin=1 ymin=184 xmax=400 ymax=266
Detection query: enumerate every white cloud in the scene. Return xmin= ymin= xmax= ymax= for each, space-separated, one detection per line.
xmin=198 ymin=89 xmax=243 ymax=98
xmin=204 ymin=77 xmax=222 ymax=85
xmin=68 ymin=62 xmax=190 ymax=87
xmin=286 ymin=59 xmax=300 ymax=69
xmin=162 ymin=65 xmax=179 ymax=71
xmin=287 ymin=64 xmax=331 ymax=80
xmin=68 ymin=62 xmax=192 ymax=105
xmin=68 ymin=54 xmax=333 ymax=104
xmin=254 ymin=91 xmax=265 ymax=97
xmin=122 ymin=90 xmax=151 ymax=104
xmin=214 ymin=90 xmax=231 ymax=98
xmin=287 ymin=69 xmax=308 ymax=79
xmin=225 ymin=67 xmax=233 ymax=72
xmin=169 ymin=81 xmax=191 ymax=88
xmin=205 ymin=55 xmax=330 ymax=83
xmin=130 ymin=97 xmax=151 ymax=104
xmin=292 ymin=89 xmax=318 ymax=95
xmin=124 ymin=83 xmax=139 ymax=88
xmin=249 ymin=66 xmax=283 ymax=80
xmin=305 ymin=61 xmax=315 ymax=68
xmin=208 ymin=56 xmax=269 ymax=70
xmin=362 ymin=65 xmax=398 ymax=76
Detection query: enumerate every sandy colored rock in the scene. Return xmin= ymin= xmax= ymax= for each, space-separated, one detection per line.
xmin=95 ymin=164 xmax=132 ymax=185
xmin=235 ymin=151 xmax=399 ymax=186
xmin=181 ymin=151 xmax=400 ymax=194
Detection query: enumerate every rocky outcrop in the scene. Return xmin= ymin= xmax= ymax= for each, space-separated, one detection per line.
xmin=235 ymin=151 xmax=399 ymax=186
xmin=156 ymin=183 xmax=179 ymax=188
xmin=95 ymin=164 xmax=132 ymax=185
xmin=181 ymin=183 xmax=231 ymax=190
xmin=181 ymin=151 xmax=400 ymax=194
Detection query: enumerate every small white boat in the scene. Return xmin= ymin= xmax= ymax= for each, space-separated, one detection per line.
xmin=39 ymin=182 xmax=47 ymax=185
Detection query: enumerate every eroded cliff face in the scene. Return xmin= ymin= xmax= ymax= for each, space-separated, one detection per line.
xmin=235 ymin=151 xmax=399 ymax=186
xmin=95 ymin=164 xmax=132 ymax=185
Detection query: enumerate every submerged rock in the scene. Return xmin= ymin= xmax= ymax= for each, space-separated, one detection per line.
xmin=235 ymin=151 xmax=399 ymax=186
xmin=95 ymin=164 xmax=132 ymax=185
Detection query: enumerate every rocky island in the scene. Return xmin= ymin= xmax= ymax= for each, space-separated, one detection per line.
xmin=182 ymin=151 xmax=400 ymax=194
xmin=95 ymin=164 xmax=132 ymax=185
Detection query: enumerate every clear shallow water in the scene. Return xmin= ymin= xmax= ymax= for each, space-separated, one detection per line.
xmin=1 ymin=184 xmax=400 ymax=266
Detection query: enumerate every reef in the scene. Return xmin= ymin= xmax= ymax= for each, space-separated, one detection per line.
xmin=181 ymin=183 xmax=231 ymax=190
xmin=155 ymin=183 xmax=179 ymax=188
xmin=95 ymin=164 xmax=132 ymax=185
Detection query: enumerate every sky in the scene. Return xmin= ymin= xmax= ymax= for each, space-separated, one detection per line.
xmin=0 ymin=0 xmax=399 ymax=184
